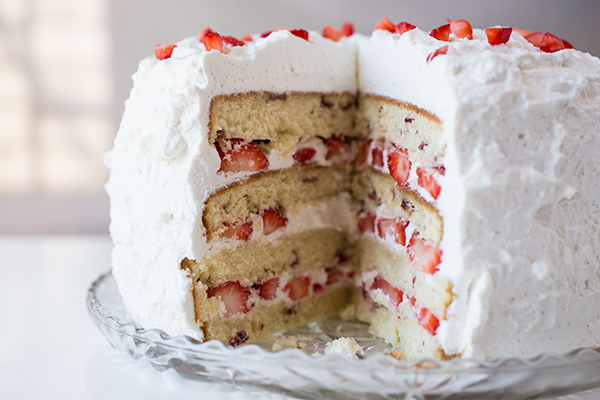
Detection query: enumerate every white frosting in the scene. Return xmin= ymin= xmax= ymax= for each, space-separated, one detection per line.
xmin=107 ymin=26 xmax=600 ymax=359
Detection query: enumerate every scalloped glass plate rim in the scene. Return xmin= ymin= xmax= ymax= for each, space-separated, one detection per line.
xmin=87 ymin=270 xmax=600 ymax=374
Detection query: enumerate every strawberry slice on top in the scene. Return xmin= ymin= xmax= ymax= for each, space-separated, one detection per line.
xmin=217 ymin=139 xmax=269 ymax=174
xmin=155 ymin=44 xmax=177 ymax=60
xmin=448 ymin=19 xmax=473 ymax=39
xmin=395 ymin=22 xmax=417 ymax=35
xmin=207 ymin=281 xmax=251 ymax=317
xmin=430 ymin=24 xmax=451 ymax=41
xmin=374 ymin=17 xmax=395 ymax=33
xmin=203 ymin=32 xmax=225 ymax=53
xmin=485 ymin=27 xmax=512 ymax=45
xmin=322 ymin=25 xmax=343 ymax=42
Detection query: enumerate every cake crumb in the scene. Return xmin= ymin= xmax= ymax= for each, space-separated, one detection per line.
xmin=324 ymin=337 xmax=364 ymax=359
xmin=312 ymin=351 xmax=322 ymax=357
xmin=271 ymin=335 xmax=310 ymax=351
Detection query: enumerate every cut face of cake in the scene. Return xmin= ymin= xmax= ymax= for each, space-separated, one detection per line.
xmin=105 ymin=22 xmax=600 ymax=360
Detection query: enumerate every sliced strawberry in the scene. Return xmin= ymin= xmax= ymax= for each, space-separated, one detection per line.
xmin=260 ymin=30 xmax=274 ymax=38
xmin=221 ymin=220 xmax=253 ymax=241
xmin=323 ymin=135 xmax=351 ymax=161
xmin=371 ymin=146 xmax=384 ymax=169
xmin=561 ymin=38 xmax=574 ymax=49
xmin=525 ymin=32 xmax=543 ymax=47
xmin=290 ymin=29 xmax=309 ymax=41
xmin=418 ymin=307 xmax=439 ymax=334
xmin=261 ymin=208 xmax=287 ymax=235
xmin=407 ymin=236 xmax=441 ymax=274
xmin=387 ymin=145 xmax=411 ymax=187
xmin=155 ymin=44 xmax=176 ymax=60
xmin=377 ymin=218 xmax=408 ymax=246
xmin=198 ymin=28 xmax=214 ymax=42
xmin=370 ymin=276 xmax=403 ymax=307
xmin=323 ymin=25 xmax=343 ymax=41
xmin=540 ymin=32 xmax=564 ymax=53
xmin=356 ymin=140 xmax=371 ymax=166
xmin=430 ymin=24 xmax=451 ymax=41
xmin=374 ymin=17 xmax=395 ymax=33
xmin=416 ymin=167 xmax=441 ymax=199
xmin=223 ymin=35 xmax=245 ymax=47
xmin=448 ymin=19 xmax=472 ymax=39
xmin=293 ymin=147 xmax=316 ymax=165
xmin=395 ymin=22 xmax=417 ymax=35
xmin=357 ymin=213 xmax=376 ymax=234
xmin=426 ymin=46 xmax=448 ymax=63
xmin=485 ymin=27 xmax=512 ymax=45
xmin=203 ymin=32 xmax=224 ymax=53
xmin=283 ymin=275 xmax=310 ymax=301
xmin=312 ymin=283 xmax=324 ymax=293
xmin=340 ymin=22 xmax=354 ymax=37
xmin=207 ymin=281 xmax=250 ymax=317
xmin=257 ymin=277 xmax=279 ymax=300
xmin=512 ymin=27 xmax=533 ymax=37
xmin=217 ymin=139 xmax=269 ymax=173
xmin=241 ymin=34 xmax=253 ymax=42
xmin=326 ymin=267 xmax=345 ymax=285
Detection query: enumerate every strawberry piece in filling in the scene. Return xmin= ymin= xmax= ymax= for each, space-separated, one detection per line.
xmin=203 ymin=32 xmax=224 ymax=53
xmin=395 ymin=22 xmax=416 ymax=35
xmin=377 ymin=218 xmax=408 ymax=246
xmin=261 ymin=209 xmax=287 ymax=235
xmin=370 ymin=276 xmax=403 ymax=307
xmin=374 ymin=17 xmax=395 ymax=33
xmin=418 ymin=307 xmax=439 ymax=334
xmin=387 ymin=145 xmax=411 ymax=187
xmin=371 ymin=146 xmax=384 ymax=169
xmin=207 ymin=281 xmax=251 ymax=317
xmin=407 ymin=235 xmax=441 ymax=274
xmin=356 ymin=140 xmax=371 ymax=166
xmin=326 ymin=267 xmax=346 ymax=285
xmin=357 ymin=213 xmax=376 ymax=234
xmin=155 ymin=44 xmax=177 ymax=60
xmin=430 ymin=24 xmax=451 ymax=41
xmin=257 ymin=277 xmax=280 ymax=300
xmin=323 ymin=135 xmax=351 ymax=161
xmin=416 ymin=167 xmax=441 ymax=199
xmin=293 ymin=147 xmax=316 ymax=165
xmin=221 ymin=220 xmax=253 ymax=241
xmin=217 ymin=139 xmax=269 ymax=173
xmin=283 ymin=275 xmax=310 ymax=301
xmin=485 ymin=27 xmax=512 ymax=45
xmin=448 ymin=19 xmax=473 ymax=39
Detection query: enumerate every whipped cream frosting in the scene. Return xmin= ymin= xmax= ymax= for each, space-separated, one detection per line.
xmin=106 ymin=26 xmax=600 ymax=358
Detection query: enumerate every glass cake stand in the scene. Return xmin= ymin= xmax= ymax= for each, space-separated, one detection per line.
xmin=87 ymin=271 xmax=600 ymax=400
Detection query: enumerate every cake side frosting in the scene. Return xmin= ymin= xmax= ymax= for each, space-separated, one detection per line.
xmin=359 ymin=27 xmax=600 ymax=358
xmin=105 ymin=30 xmax=358 ymax=339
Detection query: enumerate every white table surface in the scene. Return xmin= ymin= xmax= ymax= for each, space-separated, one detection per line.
xmin=1 ymin=235 xmax=599 ymax=400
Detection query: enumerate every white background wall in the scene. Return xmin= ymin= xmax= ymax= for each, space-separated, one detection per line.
xmin=1 ymin=0 xmax=599 ymax=233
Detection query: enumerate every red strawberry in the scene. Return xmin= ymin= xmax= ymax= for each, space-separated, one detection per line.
xmin=203 ymin=32 xmax=224 ymax=53
xmin=221 ymin=220 xmax=253 ymax=241
xmin=512 ymin=27 xmax=533 ymax=37
xmin=356 ymin=140 xmax=371 ymax=166
xmin=241 ymin=34 xmax=253 ymax=42
xmin=426 ymin=45 xmax=448 ymax=63
xmin=387 ymin=146 xmax=411 ymax=187
xmin=223 ymin=35 xmax=245 ymax=47
xmin=370 ymin=276 xmax=403 ymax=306
xmin=377 ymin=218 xmax=408 ymax=246
xmin=371 ymin=146 xmax=384 ymax=169
xmin=323 ymin=136 xmax=351 ymax=161
xmin=357 ymin=213 xmax=376 ymax=234
xmin=257 ymin=277 xmax=279 ymax=300
xmin=416 ymin=167 xmax=441 ymax=199
xmin=217 ymin=139 xmax=269 ymax=173
xmin=198 ymin=28 xmax=214 ymax=42
xmin=322 ymin=25 xmax=343 ymax=41
xmin=283 ymin=275 xmax=310 ymax=301
xmin=374 ymin=17 xmax=395 ymax=33
xmin=395 ymin=22 xmax=417 ymax=35
xmin=562 ymin=38 xmax=574 ymax=49
xmin=485 ymin=27 xmax=512 ymax=45
xmin=540 ymin=32 xmax=565 ymax=53
xmin=418 ymin=307 xmax=439 ymax=334
xmin=260 ymin=30 xmax=274 ymax=38
xmin=290 ymin=29 xmax=309 ymax=41
xmin=155 ymin=44 xmax=176 ymax=60
xmin=448 ymin=19 xmax=472 ymax=39
xmin=326 ymin=267 xmax=345 ymax=285
xmin=524 ymin=32 xmax=543 ymax=47
xmin=293 ymin=147 xmax=316 ymax=165
xmin=261 ymin=208 xmax=287 ymax=235
xmin=207 ymin=281 xmax=250 ymax=317
xmin=430 ymin=24 xmax=451 ymax=41
xmin=407 ymin=236 xmax=441 ymax=274
xmin=312 ymin=283 xmax=324 ymax=293
xmin=341 ymin=22 xmax=354 ymax=37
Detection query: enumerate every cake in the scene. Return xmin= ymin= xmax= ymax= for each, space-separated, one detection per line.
xmin=105 ymin=19 xmax=600 ymax=360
